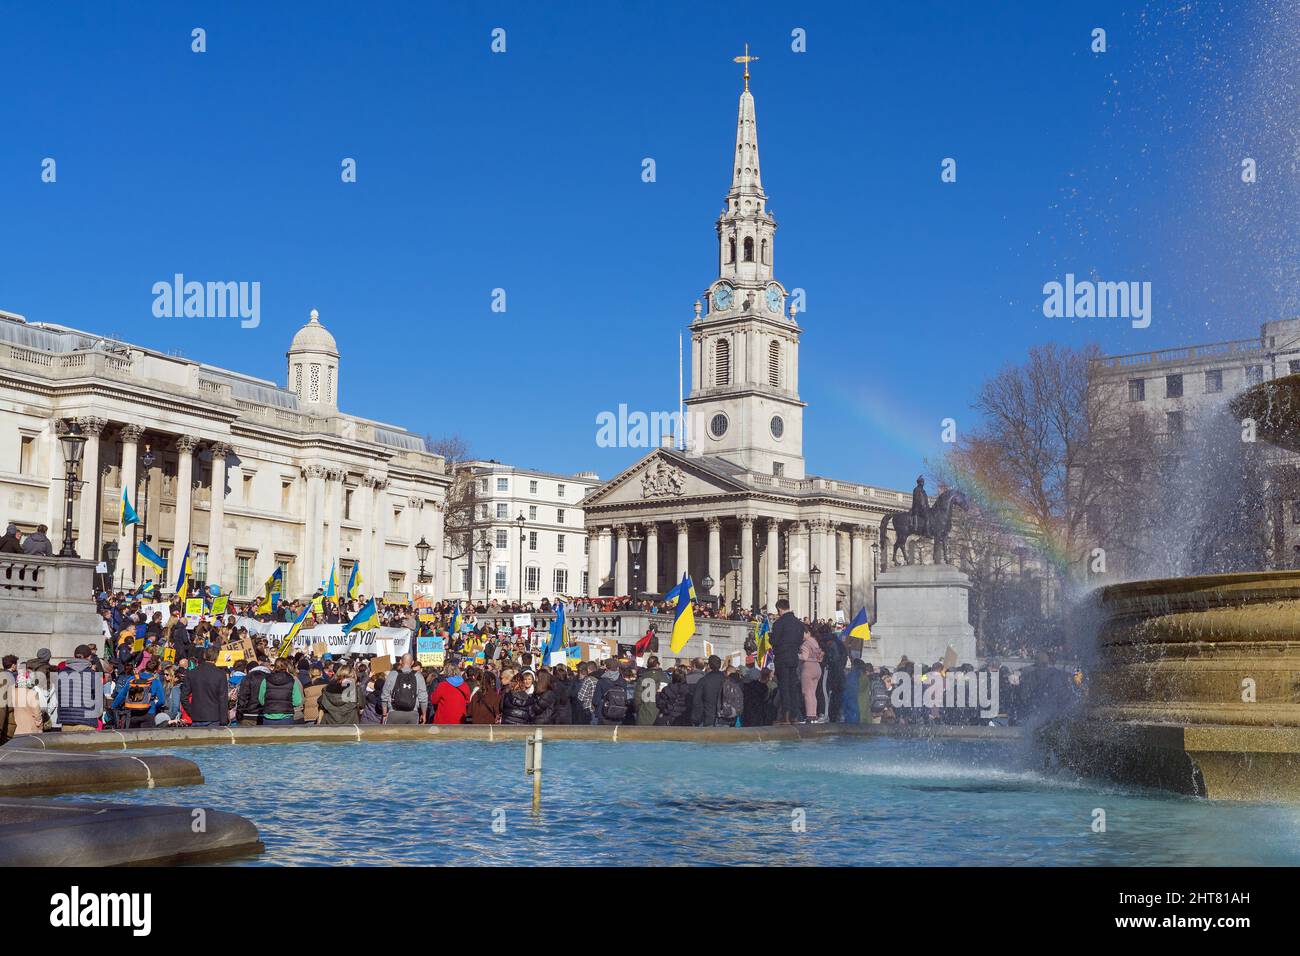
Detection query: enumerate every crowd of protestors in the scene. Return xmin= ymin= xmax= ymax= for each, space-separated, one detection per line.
xmin=0 ymin=580 xmax=1085 ymax=740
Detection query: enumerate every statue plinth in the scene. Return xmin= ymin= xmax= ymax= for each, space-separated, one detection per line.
xmin=865 ymin=563 xmax=977 ymax=668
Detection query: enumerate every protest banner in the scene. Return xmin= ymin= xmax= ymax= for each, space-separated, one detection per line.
xmin=185 ymin=597 xmax=204 ymax=617
xmin=383 ymin=591 xmax=410 ymax=605
xmin=215 ymin=646 xmax=244 ymax=667
xmin=211 ymin=595 xmax=229 ymax=616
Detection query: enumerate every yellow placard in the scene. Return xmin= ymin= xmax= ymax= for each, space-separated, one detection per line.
xmin=162 ymin=647 xmax=176 ymax=663
xmin=215 ymin=647 xmax=245 ymax=667
xmin=185 ymin=598 xmax=204 ymax=616
xmin=131 ymin=638 xmax=145 ymax=652
xmin=211 ymin=595 xmax=228 ymax=615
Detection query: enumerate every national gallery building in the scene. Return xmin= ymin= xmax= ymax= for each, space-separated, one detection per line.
xmin=0 ymin=308 xmax=449 ymax=600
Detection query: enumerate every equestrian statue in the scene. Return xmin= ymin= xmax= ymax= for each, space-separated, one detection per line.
xmin=878 ymin=476 xmax=967 ymax=568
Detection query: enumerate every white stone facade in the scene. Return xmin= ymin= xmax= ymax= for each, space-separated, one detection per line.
xmin=0 ymin=308 xmax=449 ymax=600
xmin=443 ymin=461 xmax=601 ymax=602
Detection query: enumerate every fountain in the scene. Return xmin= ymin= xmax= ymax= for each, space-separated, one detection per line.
xmin=1044 ymin=375 xmax=1300 ymax=801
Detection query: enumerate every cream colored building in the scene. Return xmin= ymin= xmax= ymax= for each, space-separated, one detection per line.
xmin=582 ymin=74 xmax=910 ymax=619
xmin=0 ymin=308 xmax=449 ymax=600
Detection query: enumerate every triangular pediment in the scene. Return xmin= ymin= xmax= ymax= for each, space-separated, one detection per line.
xmin=581 ymin=449 xmax=750 ymax=509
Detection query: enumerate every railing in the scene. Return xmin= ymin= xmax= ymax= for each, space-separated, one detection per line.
xmin=0 ymin=558 xmax=46 ymax=594
xmin=1092 ymin=338 xmax=1264 ymax=370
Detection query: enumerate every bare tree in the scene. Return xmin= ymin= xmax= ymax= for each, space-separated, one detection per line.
xmin=426 ymin=433 xmax=481 ymax=568
xmin=425 ymin=433 xmax=471 ymax=468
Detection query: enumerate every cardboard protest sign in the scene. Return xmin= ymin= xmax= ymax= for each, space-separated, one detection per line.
xmin=215 ymin=647 xmax=244 ymax=667
xmin=162 ymin=647 xmax=177 ymax=664
xmin=312 ymin=642 xmax=327 ymax=657
xmin=369 ymin=655 xmax=393 ymax=675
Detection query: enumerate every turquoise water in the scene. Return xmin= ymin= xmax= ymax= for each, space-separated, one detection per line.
xmin=66 ymin=738 xmax=1300 ymax=866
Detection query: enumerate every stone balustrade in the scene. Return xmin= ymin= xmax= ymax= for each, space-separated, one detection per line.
xmin=0 ymin=555 xmax=103 ymax=662
xmin=470 ymin=610 xmax=752 ymax=662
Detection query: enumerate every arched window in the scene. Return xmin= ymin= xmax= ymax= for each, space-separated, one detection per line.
xmin=761 ymin=238 xmax=768 ymax=264
xmin=715 ymin=338 xmax=731 ymax=386
xmin=727 ymin=238 xmax=736 ymax=264
xmin=743 ymin=237 xmax=755 ymax=262
xmin=768 ymin=340 xmax=781 ymax=387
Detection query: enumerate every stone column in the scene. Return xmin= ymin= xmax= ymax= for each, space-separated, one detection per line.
xmin=304 ymin=465 xmax=326 ymax=592
xmin=357 ymin=475 xmax=375 ymax=594
xmin=207 ymin=442 xmax=232 ymax=588
xmin=808 ymin=518 xmax=829 ymax=620
xmin=116 ymin=424 xmax=144 ymax=587
xmin=597 ymin=525 xmax=613 ymax=595
xmin=850 ymin=525 xmax=868 ymax=614
xmin=739 ymin=515 xmax=755 ymax=611
xmin=707 ymin=517 xmax=722 ymax=601
xmin=172 ymin=435 xmax=198 ymax=574
xmin=788 ymin=521 xmax=807 ymax=618
xmin=587 ymin=524 xmax=602 ymax=596
xmin=327 ymin=470 xmax=345 ymax=580
xmin=674 ymin=518 xmax=690 ymax=584
xmin=74 ymin=417 xmax=107 ymax=559
xmin=370 ymin=478 xmax=389 ymax=597
xmin=823 ymin=523 xmax=840 ymax=617
xmin=764 ymin=519 xmax=780 ymax=613
xmin=645 ymin=523 xmax=659 ymax=595
xmin=615 ymin=525 xmax=629 ymax=596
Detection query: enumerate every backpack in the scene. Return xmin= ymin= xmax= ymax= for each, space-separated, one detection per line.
xmin=718 ymin=678 xmax=744 ymax=721
xmin=391 ymin=671 xmax=419 ymax=712
xmin=124 ymin=676 xmax=154 ymax=712
xmin=600 ymin=682 xmax=629 ymax=722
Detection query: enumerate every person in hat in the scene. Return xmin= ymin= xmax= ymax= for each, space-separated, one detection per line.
xmin=56 ymin=645 xmax=102 ymax=732
xmin=0 ymin=523 xmax=22 ymax=553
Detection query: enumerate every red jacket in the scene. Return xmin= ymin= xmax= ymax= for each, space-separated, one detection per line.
xmin=428 ymin=678 xmax=472 ymax=724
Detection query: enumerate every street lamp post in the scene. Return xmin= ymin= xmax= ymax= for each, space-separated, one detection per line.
xmin=871 ymin=541 xmax=880 ymax=576
xmin=476 ymin=530 xmax=491 ymax=605
xmin=415 ymin=535 xmax=432 ymax=587
xmin=629 ymin=533 xmax=644 ymax=604
xmin=516 ymin=512 xmax=526 ymax=604
xmin=104 ymin=539 xmax=119 ymax=585
xmin=810 ymin=564 xmax=822 ymax=621
xmin=57 ymin=421 xmax=87 ymax=558
xmin=701 ymin=573 xmax=715 ymax=610
xmin=728 ymin=546 xmax=741 ymax=616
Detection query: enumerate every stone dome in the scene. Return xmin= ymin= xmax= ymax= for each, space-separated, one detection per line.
xmin=288 ymin=309 xmax=338 ymax=356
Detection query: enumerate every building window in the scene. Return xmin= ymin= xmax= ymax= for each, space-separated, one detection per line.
xmin=530 ymin=479 xmax=538 ymax=495
xmin=557 ymin=534 xmax=566 ymax=554
xmin=1247 ymin=365 xmax=1264 ymax=385
xmin=761 ymin=238 xmax=768 ymax=264
xmin=768 ymin=340 xmax=781 ymax=387
xmin=529 ymin=505 xmax=537 ymax=520
xmin=1167 ymin=411 xmax=1184 ymax=437
xmin=192 ymin=550 xmax=208 ymax=586
xmin=496 ymin=477 xmax=508 ymax=492
xmin=390 ymin=572 xmax=405 ymax=591
xmin=479 ymin=504 xmax=488 ymax=519
xmin=1206 ymin=369 xmax=1223 ymax=393
xmin=529 ymin=531 xmax=538 ymax=551
xmin=554 ymin=568 xmax=568 ymax=594
xmin=496 ymin=503 xmax=507 ymax=519
xmin=276 ymin=557 xmax=291 ymax=586
xmin=281 ymin=480 xmax=292 ymax=510
xmin=715 ymin=338 xmax=731 ymax=386
xmin=1166 ymin=374 xmax=1183 ymax=398
xmin=743 ymin=237 xmax=754 ymax=262
xmin=480 ymin=478 xmax=489 ymax=493
xmin=525 ymin=566 xmax=540 ymax=592
xmin=557 ymin=483 xmax=566 ymax=498
xmin=477 ymin=566 xmax=487 ymax=591
xmin=1128 ymin=379 xmax=1145 ymax=402
xmin=494 ymin=565 xmax=508 ymax=591
xmin=344 ymin=488 xmax=353 ymax=520
xmin=773 ymin=462 xmax=784 ymax=477
xmin=583 ymin=536 xmax=590 ymax=556
xmin=19 ymin=435 xmax=35 ymax=474
xmin=236 ymin=556 xmax=251 ymax=596
xmin=557 ymin=509 xmax=566 ymax=524
xmin=581 ymin=571 xmax=589 ymax=594
xmin=459 ymin=566 xmax=471 ymax=591
xmin=495 ymin=529 xmax=508 ymax=549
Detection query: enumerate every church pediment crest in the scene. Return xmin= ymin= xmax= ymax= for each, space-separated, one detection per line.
xmin=640 ymin=459 xmax=685 ymax=498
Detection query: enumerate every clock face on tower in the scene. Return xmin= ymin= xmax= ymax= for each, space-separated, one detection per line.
xmin=766 ymin=284 xmax=783 ymax=313
xmin=711 ymin=284 xmax=735 ymax=312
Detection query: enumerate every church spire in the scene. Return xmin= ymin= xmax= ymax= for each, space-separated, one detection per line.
xmin=729 ymin=44 xmax=764 ymax=201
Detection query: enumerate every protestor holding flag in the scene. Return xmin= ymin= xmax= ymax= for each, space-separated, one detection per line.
xmin=669 ymin=574 xmax=697 ymax=654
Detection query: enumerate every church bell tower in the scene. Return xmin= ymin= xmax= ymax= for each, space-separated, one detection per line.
xmin=685 ymin=46 xmax=806 ymax=479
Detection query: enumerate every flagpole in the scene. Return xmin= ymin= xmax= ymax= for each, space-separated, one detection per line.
xmin=678 ymin=331 xmax=684 ymax=451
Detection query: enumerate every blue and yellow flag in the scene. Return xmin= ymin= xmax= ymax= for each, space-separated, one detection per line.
xmin=133 ymin=580 xmax=154 ymax=598
xmin=754 ymin=614 xmax=772 ymax=667
xmin=544 ymin=602 xmax=568 ymax=663
xmin=449 ymin=602 xmax=462 ymax=634
xmin=324 ymin=561 xmax=337 ymax=599
xmin=670 ymin=574 xmax=697 ymax=654
xmin=278 ymin=604 xmax=312 ymax=659
xmin=254 ymin=566 xmax=283 ymax=615
xmin=844 ymin=607 xmax=871 ymax=642
xmin=343 ymin=598 xmax=379 ymax=634
xmin=663 ymin=573 xmax=697 ymax=603
xmin=174 ymin=545 xmax=191 ymax=603
xmin=120 ymin=488 xmax=141 ymax=532
xmin=136 ymin=542 xmax=165 ymax=574
xmin=346 ymin=563 xmax=362 ymax=600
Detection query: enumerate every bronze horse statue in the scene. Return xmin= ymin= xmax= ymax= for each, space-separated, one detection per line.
xmin=878 ymin=489 xmax=967 ymax=568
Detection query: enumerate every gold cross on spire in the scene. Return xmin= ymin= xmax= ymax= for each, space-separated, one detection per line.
xmin=733 ymin=43 xmax=759 ymax=91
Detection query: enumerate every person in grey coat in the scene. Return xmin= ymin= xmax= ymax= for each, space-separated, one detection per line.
xmin=20 ymin=524 xmax=53 ymax=556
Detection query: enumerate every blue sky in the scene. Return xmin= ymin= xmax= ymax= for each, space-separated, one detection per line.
xmin=2 ymin=1 xmax=1294 ymax=489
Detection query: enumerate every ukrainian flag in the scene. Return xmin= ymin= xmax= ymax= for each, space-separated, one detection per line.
xmin=664 ymin=573 xmax=697 ymax=603
xmin=278 ymin=604 xmax=312 ymax=659
xmin=120 ymin=488 xmax=141 ymax=532
xmin=255 ymin=566 xmax=283 ymax=615
xmin=449 ymin=602 xmax=462 ymax=635
xmin=346 ymin=562 xmax=362 ymax=600
xmin=324 ymin=560 xmax=337 ymax=598
xmin=670 ymin=574 xmax=696 ymax=654
xmin=544 ymin=602 xmax=568 ymax=664
xmin=136 ymin=542 xmax=166 ymax=574
xmin=134 ymin=580 xmax=154 ymax=598
xmin=174 ymin=545 xmax=191 ymax=603
xmin=844 ymin=607 xmax=871 ymax=642
xmin=343 ymin=597 xmax=379 ymax=634
xmin=754 ymin=614 xmax=772 ymax=667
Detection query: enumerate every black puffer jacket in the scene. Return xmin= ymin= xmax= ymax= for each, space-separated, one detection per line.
xmin=501 ymin=690 xmax=532 ymax=724
xmin=656 ymin=682 xmax=691 ymax=726
xmin=530 ymin=689 xmax=556 ymax=725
